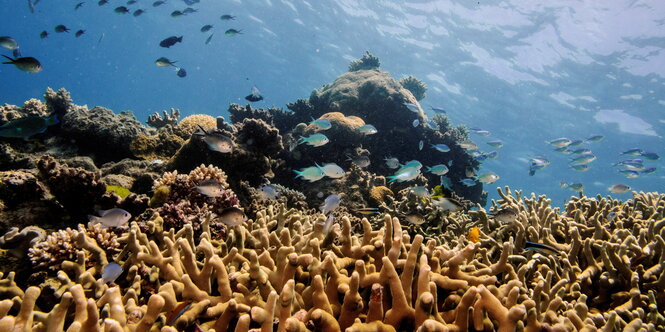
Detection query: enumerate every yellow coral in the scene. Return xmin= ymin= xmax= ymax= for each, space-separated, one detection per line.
xmin=173 ymin=114 xmax=217 ymax=139
xmin=149 ymin=185 xmax=170 ymax=208
xmin=130 ymin=131 xmax=185 ymax=160
xmin=468 ymin=226 xmax=480 ymax=243
xmin=370 ymin=186 xmax=393 ymax=204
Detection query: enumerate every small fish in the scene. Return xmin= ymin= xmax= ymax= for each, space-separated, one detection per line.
xmin=171 ymin=10 xmax=184 ymax=17
xmin=200 ymin=24 xmax=213 ymax=32
xmin=546 ymin=137 xmax=572 ymax=148
xmin=412 ymin=119 xmax=420 ymax=127
xmin=386 ymin=167 xmax=421 ymax=183
xmin=613 ymin=159 xmax=643 ymax=167
xmin=194 ymin=126 xmax=234 ymax=153
xmin=524 ymin=241 xmax=559 ymax=255
xmin=565 ymin=182 xmax=584 ymax=192
xmin=320 ymin=163 xmax=345 ymax=178
xmin=322 ymin=213 xmax=334 ymax=237
xmin=432 ymin=197 xmax=463 ymax=212
xmin=459 ymin=140 xmax=478 ymax=150
xmin=348 ymin=155 xmax=370 ymax=168
xmin=0 ymin=115 xmax=58 ymax=138
xmin=133 ymin=9 xmax=146 ymax=16
xmin=176 ymin=68 xmax=187 ymax=77
xmin=568 ymin=139 xmax=584 ymax=147
xmin=619 ymin=170 xmax=640 ymax=178
xmin=183 ymin=7 xmax=197 ymax=13
xmin=486 ymin=140 xmax=503 ymax=148
xmin=460 ymin=178 xmax=476 ymax=187
xmin=166 ymin=302 xmax=193 ymax=326
xmin=486 ymin=151 xmax=499 ymax=159
xmin=429 ymin=106 xmax=447 ymax=114
xmin=641 ymin=167 xmax=657 ymax=175
xmin=418 ymin=140 xmax=423 ymax=150
xmin=426 ymin=164 xmax=449 ymax=176
xmin=468 ymin=227 xmax=480 ymax=243
xmin=225 ymin=29 xmax=242 ymax=36
xmin=529 ymin=156 xmax=550 ymax=176
xmin=298 ymin=133 xmax=329 ymax=147
xmin=2 ymin=55 xmax=42 ymax=74
xmin=621 ymin=164 xmax=644 ymax=171
xmin=477 ymin=172 xmax=499 ymax=184
xmin=98 ymin=0 xmax=108 ymax=5
xmin=640 ymin=152 xmax=660 ymax=161
xmin=75 ymin=30 xmax=85 ymax=38
xmin=88 ymin=208 xmax=131 ymax=228
xmin=491 ymin=208 xmax=517 ymax=223
xmin=553 ymin=146 xmax=569 ymax=154
xmin=153 ymin=0 xmax=165 ymax=7
xmin=309 ymin=118 xmax=331 ymax=131
xmin=220 ymin=14 xmax=236 ymax=20
xmin=608 ymin=184 xmax=630 ymax=194
xmin=245 ymin=86 xmax=263 ymax=102
xmin=294 ymin=166 xmax=325 ymax=182
xmin=127 ymin=0 xmax=137 ymax=4
xmin=195 ymin=179 xmax=225 ymax=197
xmin=0 ymin=37 xmax=19 ymax=51
xmin=155 ymin=57 xmax=177 ymax=67
xmin=621 ymin=148 xmax=643 ymax=156
xmin=384 ymin=157 xmax=399 ymax=169
xmin=472 ymin=129 xmax=491 ymax=136
xmin=114 ymin=6 xmax=130 ymax=13
xmin=101 ymin=262 xmax=123 ymax=284
xmin=569 ymin=164 xmax=589 ymax=172
xmin=570 ymin=154 xmax=596 ymax=164
xmin=358 ymin=124 xmax=378 ymax=135
xmin=40 ymin=31 xmax=48 ymax=39
xmin=217 ymin=207 xmax=247 ymax=226
xmin=182 ymin=0 xmax=200 ymax=4
xmin=439 ymin=176 xmax=453 ymax=190
xmin=55 ymin=25 xmax=70 ymax=33
xmin=399 ymin=160 xmax=423 ymax=171
xmin=571 ymin=148 xmax=591 ymax=155
xmin=205 ymin=33 xmax=214 ymax=45
xmin=410 ymin=186 xmax=429 ymax=199
xmin=607 ymin=211 xmax=617 ymax=223
xmin=320 ymin=194 xmax=341 ymax=215
xmin=431 ymin=143 xmax=450 ymax=153
xmin=159 ymin=36 xmax=183 ymax=48
xmin=258 ymin=184 xmax=279 ymax=200
xmin=586 ymin=135 xmax=604 ymax=142
xmin=404 ymin=213 xmax=425 ymax=225
xmin=404 ymin=102 xmax=420 ymax=113
xmin=353 ymin=207 xmax=380 ymax=216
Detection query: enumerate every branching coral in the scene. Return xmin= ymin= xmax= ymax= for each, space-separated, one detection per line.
xmin=146 ymin=108 xmax=180 ymax=128
xmin=348 ymin=51 xmax=381 ymax=72
xmin=399 ymin=75 xmax=427 ymax=101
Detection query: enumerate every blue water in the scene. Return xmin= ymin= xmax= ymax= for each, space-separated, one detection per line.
xmin=2 ymin=0 xmax=663 ymax=206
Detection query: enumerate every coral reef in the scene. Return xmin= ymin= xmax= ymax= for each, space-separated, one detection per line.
xmin=130 ymin=128 xmax=186 ymax=160
xmin=0 ymin=99 xmax=49 ymax=125
xmin=146 ymin=108 xmax=181 ymax=128
xmin=348 ymin=51 xmax=381 ymax=72
xmin=399 ymin=75 xmax=427 ymax=101
xmin=173 ymin=114 xmax=217 ymax=139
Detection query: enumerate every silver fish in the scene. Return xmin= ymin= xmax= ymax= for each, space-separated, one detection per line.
xmin=102 ymin=262 xmax=123 ymax=284
xmin=217 ymin=206 xmax=247 ymax=226
xmin=88 ymin=208 xmax=131 ymax=228
xmin=195 ymin=179 xmax=225 ymax=197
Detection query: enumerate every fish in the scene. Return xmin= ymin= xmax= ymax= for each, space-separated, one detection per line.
xmin=127 ymin=0 xmax=137 ymax=4
xmin=641 ymin=167 xmax=657 ymax=175
xmin=294 ymin=166 xmax=325 ymax=182
xmin=258 ymin=184 xmax=279 ymax=200
xmin=404 ymin=213 xmax=425 ymax=225
xmin=194 ymin=126 xmax=234 ymax=153
xmin=298 ymin=133 xmax=329 ymax=147
xmin=571 ymin=148 xmax=592 ymax=155
xmin=621 ymin=164 xmax=644 ymax=171
xmin=568 ymin=139 xmax=583 ymax=147
xmin=195 ymin=179 xmax=225 ymax=197
xmin=608 ymin=184 xmax=630 ymax=194
xmin=245 ymin=86 xmax=263 ymax=102
xmin=384 ymin=157 xmax=399 ymax=169
xmin=39 ymin=31 xmax=48 ymax=39
xmin=220 ymin=14 xmax=236 ymax=20
xmin=431 ymin=143 xmax=450 ymax=153
xmin=0 ymin=36 xmax=19 ymax=51
xmin=439 ymin=176 xmax=453 ymax=190
xmin=217 ymin=207 xmax=247 ymax=226
xmin=425 ymin=120 xmax=439 ymax=130
xmin=619 ymin=170 xmax=640 ymax=178
xmin=477 ymin=172 xmax=499 ymax=184
xmin=570 ymin=154 xmax=596 ymax=164
xmin=75 ymin=30 xmax=85 ymax=38
xmin=155 ymin=57 xmax=177 ymax=67
xmin=491 ymin=208 xmax=517 ymax=223
xmin=183 ymin=0 xmax=200 ymax=4
xmin=387 ymin=167 xmax=421 ymax=183
xmin=412 ymin=119 xmax=420 ymax=127
xmin=348 ymin=155 xmax=370 ymax=168
xmin=358 ymin=124 xmax=378 ymax=135
xmin=225 ymin=29 xmax=242 ymax=36
xmin=114 ymin=6 xmax=129 ymax=13
xmin=159 ymin=36 xmax=183 ymax=48
xmin=322 ymin=213 xmax=334 ymax=237
xmin=88 ymin=208 xmax=131 ymax=228
xmin=2 ymin=55 xmax=42 ymax=74
xmin=426 ymin=164 xmax=449 ymax=176
xmin=353 ymin=208 xmax=380 ymax=216
xmin=183 ymin=7 xmax=197 ymax=14
xmin=28 ymin=0 xmax=36 ymax=13
xmin=398 ymin=160 xmax=422 ymax=171
xmin=459 ymin=140 xmax=478 ymax=150
xmin=640 ymin=152 xmax=660 ymax=161
xmin=432 ymin=197 xmax=464 ymax=212
xmin=524 ymin=241 xmax=559 ymax=255
xmin=613 ymin=159 xmax=643 ymax=167
xmin=101 ymin=262 xmax=123 ymax=284
xmin=309 ymin=118 xmax=331 ymax=131
xmin=607 ymin=211 xmax=617 ymax=223
xmin=468 ymin=227 xmax=480 ymax=243
xmin=410 ymin=186 xmax=429 ymax=199
xmin=621 ymin=148 xmax=643 ymax=156
xmin=153 ymin=0 xmax=165 ymax=6
xmin=418 ymin=140 xmax=423 ymax=150
xmin=546 ymin=137 xmax=572 ymax=148
xmin=320 ymin=194 xmax=341 ymax=215
xmin=133 ymin=9 xmax=146 ymax=16
xmin=586 ymin=135 xmax=604 ymax=142
xmin=561 ymin=182 xmax=584 ymax=192
xmin=472 ymin=129 xmax=491 ymax=136
xmin=176 ymin=68 xmax=187 ymax=78
xmin=404 ymin=102 xmax=420 ymax=113
xmin=486 ymin=151 xmax=499 ymax=159
xmin=460 ymin=178 xmax=477 ymax=187
xmin=569 ymin=164 xmax=589 ymax=172
xmin=200 ymin=25 xmax=213 ymax=32
xmin=98 ymin=0 xmax=108 ymax=5
xmin=0 ymin=115 xmax=58 ymax=139
xmin=429 ymin=106 xmax=447 ymax=114
xmin=166 ymin=302 xmax=193 ymax=326
xmin=553 ymin=146 xmax=569 ymax=154
xmin=55 ymin=25 xmax=70 ymax=33
xmin=320 ymin=163 xmax=345 ymax=178
xmin=528 ymin=155 xmax=550 ymax=176
xmin=171 ymin=10 xmax=184 ymax=17
xmin=486 ymin=140 xmax=503 ymax=148
xmin=205 ymin=33 xmax=214 ymax=45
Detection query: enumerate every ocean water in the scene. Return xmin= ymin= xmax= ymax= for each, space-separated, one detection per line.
xmin=2 ymin=0 xmax=663 ymax=206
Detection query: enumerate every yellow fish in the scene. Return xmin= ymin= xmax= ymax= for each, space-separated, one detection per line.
xmin=468 ymin=227 xmax=480 ymax=243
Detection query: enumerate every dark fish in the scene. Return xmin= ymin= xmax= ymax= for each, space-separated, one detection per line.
xmin=39 ymin=31 xmax=48 ymax=39
xmin=170 ymin=10 xmax=183 ymax=17
xmin=155 ymin=57 xmax=177 ymax=67
xmin=491 ymin=208 xmax=517 ymax=223
xmin=12 ymin=49 xmax=21 ymax=58
xmin=225 ymin=28 xmax=241 ymax=36
xmin=0 ymin=36 xmax=19 ymax=52
xmin=205 ymin=33 xmax=213 ymax=45
xmin=245 ymin=86 xmax=263 ymax=102
xmin=524 ymin=241 xmax=559 ymax=256
xmin=75 ymin=30 xmax=85 ymax=38
xmin=114 ymin=6 xmax=130 ymax=13
xmin=195 ymin=179 xmax=224 ymax=197
xmin=182 ymin=0 xmax=199 ymax=4
xmin=0 ymin=115 xmax=58 ymax=138
xmin=127 ymin=0 xmax=137 ymax=4
xmin=133 ymin=9 xmax=145 ymax=16
xmin=2 ymin=55 xmax=42 ymax=74
xmin=159 ymin=36 xmax=183 ymax=48
xmin=176 ymin=68 xmax=186 ymax=77
xmin=220 ymin=14 xmax=235 ymax=20
xmin=98 ymin=0 xmax=108 ymax=5
xmin=200 ymin=24 xmax=213 ymax=32
xmin=55 ymin=25 xmax=70 ymax=33
xmin=152 ymin=0 xmax=165 ymax=6
xmin=75 ymin=2 xmax=85 ymax=9
xmin=182 ymin=7 xmax=197 ymax=13
xmin=218 ymin=207 xmax=247 ymax=226
xmin=27 ymin=0 xmax=35 ymax=13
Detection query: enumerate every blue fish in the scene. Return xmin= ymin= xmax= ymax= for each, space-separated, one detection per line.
xmin=459 ymin=178 xmax=476 ymax=187
xmin=431 ymin=143 xmax=450 ymax=153
xmin=429 ymin=106 xmax=447 ymax=114
xmin=0 ymin=115 xmax=59 ymax=139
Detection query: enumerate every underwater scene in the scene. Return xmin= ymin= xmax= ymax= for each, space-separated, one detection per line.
xmin=0 ymin=0 xmax=664 ymax=331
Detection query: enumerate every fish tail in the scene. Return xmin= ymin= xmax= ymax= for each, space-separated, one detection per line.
xmin=293 ymin=170 xmax=302 ymax=178
xmin=386 ymin=175 xmax=397 ymax=183
xmin=2 ymin=55 xmax=14 ymax=64
xmin=297 ymin=136 xmax=306 ymax=145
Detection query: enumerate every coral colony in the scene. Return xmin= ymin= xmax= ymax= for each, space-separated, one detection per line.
xmin=0 ymin=54 xmax=662 ymax=331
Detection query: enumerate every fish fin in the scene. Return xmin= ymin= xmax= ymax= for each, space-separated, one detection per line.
xmin=97 ymin=209 xmax=110 ymax=216
xmin=196 ymin=124 xmax=208 ymax=135
xmin=2 ymin=55 xmax=14 ymax=63
xmin=293 ymin=170 xmax=302 ymax=178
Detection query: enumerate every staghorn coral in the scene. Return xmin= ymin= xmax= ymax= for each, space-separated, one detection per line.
xmin=399 ymin=75 xmax=427 ymax=101
xmin=146 ymin=108 xmax=180 ymax=128
xmin=348 ymin=51 xmax=381 ymax=72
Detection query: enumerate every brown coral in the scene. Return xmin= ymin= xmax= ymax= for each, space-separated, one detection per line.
xmin=173 ymin=114 xmax=217 ymax=139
